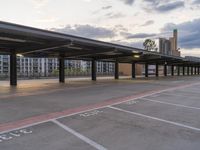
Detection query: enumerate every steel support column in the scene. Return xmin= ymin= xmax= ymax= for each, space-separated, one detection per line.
xmin=59 ymin=56 xmax=65 ymax=83
xmin=183 ymin=66 xmax=185 ymax=76
xmin=187 ymin=66 xmax=189 ymax=76
xmin=191 ymin=66 xmax=193 ymax=75
xmin=164 ymin=64 xmax=167 ymax=76
xmin=91 ymin=59 xmax=97 ymax=81
xmin=145 ymin=63 xmax=148 ymax=77
xmin=10 ymin=50 xmax=17 ymax=86
xmin=177 ymin=66 xmax=180 ymax=76
xmin=155 ymin=63 xmax=159 ymax=77
xmin=115 ymin=61 xmax=119 ymax=79
xmin=171 ymin=65 xmax=174 ymax=76
xmin=132 ymin=62 xmax=136 ymax=79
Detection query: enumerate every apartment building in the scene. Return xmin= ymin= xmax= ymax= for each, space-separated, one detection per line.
xmin=0 ymin=56 xmax=114 ymax=78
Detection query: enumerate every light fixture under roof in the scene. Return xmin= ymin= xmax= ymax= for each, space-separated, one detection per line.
xmin=17 ymin=54 xmax=24 ymax=57
xmin=133 ymin=54 xmax=140 ymax=58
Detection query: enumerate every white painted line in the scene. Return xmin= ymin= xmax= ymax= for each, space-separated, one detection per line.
xmin=52 ymin=120 xmax=107 ymax=150
xmin=141 ymin=98 xmax=200 ymax=110
xmin=108 ymin=106 xmax=200 ymax=132
xmin=0 ymin=107 xmax=107 ymax=135
xmin=1 ymin=82 xmax=200 ymax=134
xmin=160 ymin=92 xmax=200 ymax=99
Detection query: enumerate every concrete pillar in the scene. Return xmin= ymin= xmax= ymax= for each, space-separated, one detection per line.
xmin=115 ymin=61 xmax=119 ymax=79
xmin=171 ymin=65 xmax=174 ymax=76
xmin=145 ymin=63 xmax=148 ymax=77
xmin=132 ymin=62 xmax=136 ymax=79
xmin=59 ymin=56 xmax=65 ymax=83
xmin=164 ymin=64 xmax=167 ymax=76
xmin=91 ymin=59 xmax=97 ymax=81
xmin=198 ymin=66 xmax=200 ymax=75
xmin=155 ymin=63 xmax=159 ymax=77
xmin=10 ymin=50 xmax=17 ymax=86
xmin=195 ymin=67 xmax=197 ymax=75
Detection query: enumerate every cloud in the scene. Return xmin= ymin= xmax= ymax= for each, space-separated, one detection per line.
xmin=161 ymin=18 xmax=200 ymax=49
xmin=105 ymin=12 xmax=125 ymax=19
xmin=193 ymin=0 xmax=200 ymax=4
xmin=29 ymin=0 xmax=49 ymax=8
xmin=120 ymin=0 xmax=135 ymax=5
xmin=51 ymin=24 xmax=116 ymax=39
xmin=143 ymin=0 xmax=185 ymax=13
xmin=111 ymin=40 xmax=143 ymax=49
xmin=102 ymin=6 xmax=112 ymax=10
xmin=141 ymin=20 xmax=154 ymax=26
xmin=121 ymin=32 xmax=157 ymax=39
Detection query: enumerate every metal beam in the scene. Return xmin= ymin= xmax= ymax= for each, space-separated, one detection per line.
xmin=91 ymin=59 xmax=97 ymax=81
xmin=145 ymin=63 xmax=148 ymax=77
xmin=10 ymin=50 xmax=17 ymax=86
xmin=115 ymin=61 xmax=119 ymax=79
xmin=164 ymin=64 xmax=167 ymax=76
xmin=177 ymin=66 xmax=180 ymax=76
xmin=59 ymin=55 xmax=65 ymax=83
xmin=191 ymin=66 xmax=193 ymax=75
xmin=187 ymin=66 xmax=189 ymax=76
xmin=156 ymin=63 xmax=159 ymax=77
xmin=171 ymin=65 xmax=174 ymax=76
xmin=182 ymin=66 xmax=185 ymax=76
xmin=132 ymin=62 xmax=136 ymax=79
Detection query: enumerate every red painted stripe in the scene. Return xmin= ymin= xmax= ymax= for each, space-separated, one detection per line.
xmin=0 ymin=82 xmax=199 ymax=133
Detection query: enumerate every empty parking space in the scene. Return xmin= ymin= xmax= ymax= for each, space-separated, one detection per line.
xmin=1 ymin=77 xmax=200 ymax=150
xmin=146 ymin=85 xmax=200 ymax=108
xmin=0 ymin=122 xmax=96 ymax=150
xmin=56 ymin=106 xmax=200 ymax=150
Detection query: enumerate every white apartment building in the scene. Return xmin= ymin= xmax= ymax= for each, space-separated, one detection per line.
xmin=0 ymin=55 xmax=114 ymax=78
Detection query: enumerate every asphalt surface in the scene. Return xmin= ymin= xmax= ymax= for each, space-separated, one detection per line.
xmin=1 ymin=76 xmax=200 ymax=150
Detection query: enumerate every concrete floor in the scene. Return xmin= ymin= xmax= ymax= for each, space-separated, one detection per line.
xmin=0 ymin=76 xmax=200 ymax=150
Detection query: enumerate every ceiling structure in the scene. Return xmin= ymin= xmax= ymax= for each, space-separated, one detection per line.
xmin=0 ymin=21 xmax=200 ymax=66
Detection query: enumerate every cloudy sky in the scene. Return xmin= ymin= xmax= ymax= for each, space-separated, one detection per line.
xmin=0 ymin=0 xmax=200 ymax=56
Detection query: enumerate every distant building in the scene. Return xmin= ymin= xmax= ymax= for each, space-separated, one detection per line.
xmin=159 ymin=29 xmax=180 ymax=56
xmin=0 ymin=56 xmax=114 ymax=78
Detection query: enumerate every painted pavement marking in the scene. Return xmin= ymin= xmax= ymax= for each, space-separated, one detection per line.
xmin=0 ymin=129 xmax=32 ymax=143
xmin=141 ymin=97 xmax=200 ymax=110
xmin=159 ymin=92 xmax=200 ymax=99
xmin=1 ymin=82 xmax=200 ymax=134
xmin=108 ymin=106 xmax=200 ymax=132
xmin=52 ymin=119 xmax=107 ymax=150
xmin=79 ymin=110 xmax=103 ymax=118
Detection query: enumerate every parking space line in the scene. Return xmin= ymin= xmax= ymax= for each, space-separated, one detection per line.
xmin=52 ymin=119 xmax=107 ymax=150
xmin=141 ymin=98 xmax=200 ymax=110
xmin=108 ymin=106 xmax=200 ymax=132
xmin=1 ymin=82 xmax=200 ymax=134
xmin=160 ymin=92 xmax=200 ymax=99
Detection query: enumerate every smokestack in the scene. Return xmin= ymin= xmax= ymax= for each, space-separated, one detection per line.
xmin=173 ymin=29 xmax=178 ymax=50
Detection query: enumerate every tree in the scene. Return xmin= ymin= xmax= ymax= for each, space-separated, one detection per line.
xmin=143 ymin=39 xmax=157 ymax=51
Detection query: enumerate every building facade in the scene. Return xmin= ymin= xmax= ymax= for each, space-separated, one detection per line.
xmin=0 ymin=56 xmax=114 ymax=78
xmin=159 ymin=29 xmax=180 ymax=56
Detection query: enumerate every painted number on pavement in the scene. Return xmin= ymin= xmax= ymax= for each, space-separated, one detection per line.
xmin=0 ymin=129 xmax=32 ymax=143
xmin=79 ymin=110 xmax=103 ymax=117
xmin=125 ymin=100 xmax=139 ymax=105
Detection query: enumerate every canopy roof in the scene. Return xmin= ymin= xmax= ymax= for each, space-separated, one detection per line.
xmin=0 ymin=21 xmax=199 ymax=65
